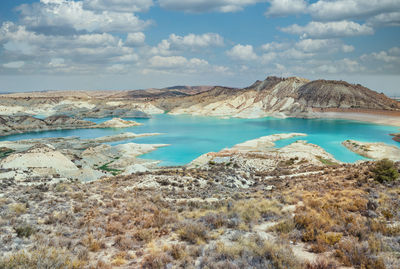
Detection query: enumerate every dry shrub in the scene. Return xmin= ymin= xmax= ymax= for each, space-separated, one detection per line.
xmin=106 ymin=221 xmax=124 ymax=235
xmin=177 ymin=221 xmax=208 ymax=244
xmin=200 ymin=235 xmax=301 ymax=269
xmin=141 ymin=243 xmax=172 ymax=269
xmin=9 ymin=203 xmax=27 ymax=215
xmin=0 ymin=246 xmax=83 ymax=269
xmin=200 ymin=212 xmax=227 ymax=229
xmin=270 ymin=218 xmax=296 ymax=235
xmin=168 ymin=244 xmax=187 ymax=260
xmin=232 ymin=198 xmax=282 ymax=224
xmin=133 ymin=229 xmax=154 ymax=243
xmin=114 ymin=235 xmax=135 ymax=251
xmin=95 ymin=260 xmax=112 ymax=269
xmin=305 ymin=258 xmax=336 ymax=269
xmin=14 ymin=223 xmax=36 ymax=238
xmin=111 ymin=252 xmax=129 ymax=267
xmin=83 ymin=234 xmax=104 ymax=252
xmin=335 ymin=237 xmax=386 ymax=269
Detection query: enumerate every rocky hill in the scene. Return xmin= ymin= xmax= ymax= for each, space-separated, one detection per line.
xmin=297 ymin=79 xmax=399 ymax=110
xmin=0 ymin=115 xmax=96 ymax=136
xmin=0 ymin=76 xmax=398 ymax=125
xmin=0 ymin=115 xmax=142 ymax=137
xmin=155 ymin=76 xmax=400 ymax=119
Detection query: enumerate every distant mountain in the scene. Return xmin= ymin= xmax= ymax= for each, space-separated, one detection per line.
xmin=155 ymin=76 xmax=400 ymax=118
xmin=0 ymin=77 xmax=398 ymax=124
xmin=0 ymin=86 xmax=214 ymax=99
xmin=110 ymin=86 xmax=213 ymax=99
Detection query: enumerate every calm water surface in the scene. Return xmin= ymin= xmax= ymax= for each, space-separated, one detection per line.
xmin=1 ymin=114 xmax=398 ymax=166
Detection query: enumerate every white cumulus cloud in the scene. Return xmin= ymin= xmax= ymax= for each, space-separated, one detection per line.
xmin=149 ymin=55 xmax=209 ymax=71
xmin=281 ymin=20 xmax=374 ymax=39
xmin=367 ymin=12 xmax=400 ymax=27
xmin=265 ymin=0 xmax=307 ymax=17
xmin=158 ymin=0 xmax=263 ymax=13
xmin=3 ymin=61 xmax=25 ymax=68
xmin=17 ymin=0 xmax=151 ymax=34
xmin=309 ymin=0 xmax=400 ymax=22
xmin=261 ymin=41 xmax=289 ymax=51
xmin=296 ymin=39 xmax=354 ymax=53
xmin=125 ymin=32 xmax=146 ymax=47
xmin=83 ymin=0 xmax=153 ymax=13
xmin=226 ymin=44 xmax=257 ymax=61
xmin=169 ymin=33 xmax=224 ymax=48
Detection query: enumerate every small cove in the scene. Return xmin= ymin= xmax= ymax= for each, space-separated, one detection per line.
xmin=1 ymin=114 xmax=399 ymax=166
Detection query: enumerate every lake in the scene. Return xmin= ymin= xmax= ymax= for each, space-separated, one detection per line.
xmin=1 ymin=114 xmax=399 ymax=166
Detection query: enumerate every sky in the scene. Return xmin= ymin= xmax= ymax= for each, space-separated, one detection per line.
xmin=0 ymin=0 xmax=399 ymax=95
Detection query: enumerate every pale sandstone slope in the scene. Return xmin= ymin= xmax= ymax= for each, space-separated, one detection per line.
xmin=0 ymin=116 xmax=142 ymax=137
xmin=189 ymin=133 xmax=339 ymax=169
xmin=160 ymin=76 xmax=400 ymax=121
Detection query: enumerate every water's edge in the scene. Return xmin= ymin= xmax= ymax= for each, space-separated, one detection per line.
xmin=0 ymin=114 xmax=398 ymax=166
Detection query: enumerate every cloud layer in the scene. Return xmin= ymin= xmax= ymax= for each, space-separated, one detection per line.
xmin=0 ymin=0 xmax=399 ymax=93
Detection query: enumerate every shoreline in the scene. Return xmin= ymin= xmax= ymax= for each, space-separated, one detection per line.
xmin=311 ymin=109 xmax=400 ymax=127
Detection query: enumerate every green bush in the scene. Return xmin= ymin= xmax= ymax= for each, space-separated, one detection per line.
xmin=371 ymin=159 xmax=399 ymax=183
xmin=14 ymin=224 xmax=35 ymax=238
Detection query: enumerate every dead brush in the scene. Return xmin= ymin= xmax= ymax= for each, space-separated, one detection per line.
xmin=177 ymin=221 xmax=209 ymax=244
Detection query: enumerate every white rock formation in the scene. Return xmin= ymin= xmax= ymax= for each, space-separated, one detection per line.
xmin=96 ymin=118 xmax=141 ymax=128
xmin=343 ymin=140 xmax=400 ymax=161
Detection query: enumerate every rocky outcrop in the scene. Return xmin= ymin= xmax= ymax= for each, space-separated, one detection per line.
xmin=0 ymin=76 xmax=398 ymax=124
xmin=96 ymin=118 xmax=141 ymax=128
xmin=0 ymin=132 xmax=168 ymax=182
xmin=156 ymin=76 xmax=400 ymax=120
xmin=342 ymin=140 xmax=400 ymax=161
xmin=0 ymin=144 xmax=79 ymax=174
xmin=0 ymin=115 xmax=96 ymax=136
xmin=0 ymin=116 xmax=144 ymax=137
xmin=0 ymin=97 xmax=154 ymax=118
xmin=189 ymin=133 xmax=339 ymax=168
xmin=391 ymin=133 xmax=400 ymax=142
xmin=297 ymin=80 xmax=399 ymax=110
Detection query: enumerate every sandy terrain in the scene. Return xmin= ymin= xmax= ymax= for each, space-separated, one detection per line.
xmin=313 ymin=109 xmax=400 ymax=127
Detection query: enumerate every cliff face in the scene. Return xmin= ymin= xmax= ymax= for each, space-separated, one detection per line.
xmin=0 ymin=115 xmax=96 ymax=136
xmin=155 ymin=76 xmax=400 ymax=118
xmin=297 ymin=80 xmax=399 ymax=110
xmin=0 ymin=76 xmax=398 ymax=122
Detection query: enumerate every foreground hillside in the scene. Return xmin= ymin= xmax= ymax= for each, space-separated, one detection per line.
xmin=1 ymin=149 xmax=399 ymax=268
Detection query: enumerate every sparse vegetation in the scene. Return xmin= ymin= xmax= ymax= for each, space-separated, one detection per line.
xmin=98 ymin=161 xmax=122 ymax=176
xmin=200 ymin=235 xmax=302 ymax=268
xmin=371 ymin=158 xmax=399 ymax=183
xmin=1 ymin=158 xmax=399 ymax=268
xmin=0 ymin=247 xmax=83 ymax=269
xmin=177 ymin=221 xmax=209 ymax=244
xmin=0 ymin=147 xmax=14 ymax=158
xmin=8 ymin=203 xmax=27 ymax=215
xmin=14 ymin=223 xmax=36 ymax=238
xmin=316 ymin=156 xmax=338 ymax=166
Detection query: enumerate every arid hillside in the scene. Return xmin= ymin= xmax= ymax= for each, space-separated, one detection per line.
xmin=0 ymin=76 xmax=399 ymax=126
xmin=156 ymin=76 xmax=400 ymax=118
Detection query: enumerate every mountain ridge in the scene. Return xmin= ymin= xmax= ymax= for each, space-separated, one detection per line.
xmin=156 ymin=76 xmax=399 ymax=119
xmin=0 ymin=75 xmax=398 ymax=126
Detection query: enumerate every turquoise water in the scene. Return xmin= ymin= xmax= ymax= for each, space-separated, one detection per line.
xmin=1 ymin=114 xmax=399 ymax=166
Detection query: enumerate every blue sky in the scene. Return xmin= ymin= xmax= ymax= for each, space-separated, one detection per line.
xmin=0 ymin=0 xmax=399 ymax=95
